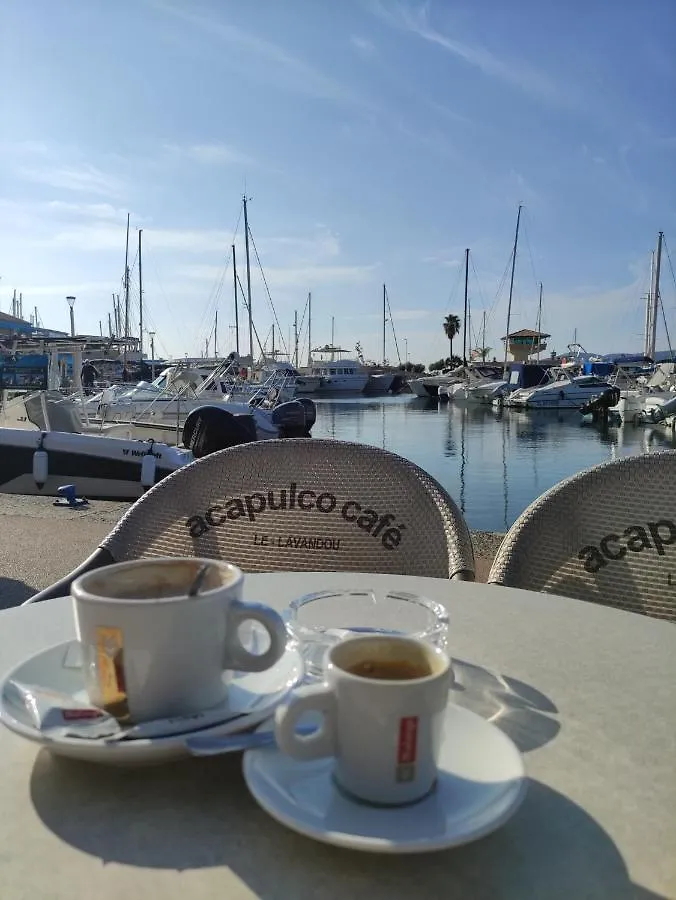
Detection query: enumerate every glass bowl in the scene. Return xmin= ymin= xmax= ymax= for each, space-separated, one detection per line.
xmin=284 ymin=588 xmax=449 ymax=682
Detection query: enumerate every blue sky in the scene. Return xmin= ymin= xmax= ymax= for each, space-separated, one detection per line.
xmin=1 ymin=0 xmax=675 ymax=364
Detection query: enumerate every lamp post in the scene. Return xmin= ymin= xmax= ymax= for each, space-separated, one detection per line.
xmin=148 ymin=331 xmax=156 ymax=379
xmin=66 ymin=296 xmax=76 ymax=337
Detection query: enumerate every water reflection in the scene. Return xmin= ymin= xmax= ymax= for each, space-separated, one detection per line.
xmin=311 ymin=395 xmax=676 ymax=532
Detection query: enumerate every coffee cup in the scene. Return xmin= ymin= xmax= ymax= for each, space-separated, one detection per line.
xmin=274 ymin=634 xmax=452 ymax=806
xmin=71 ymin=558 xmax=287 ymax=723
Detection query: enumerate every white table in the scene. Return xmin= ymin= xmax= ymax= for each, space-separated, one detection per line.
xmin=0 ymin=573 xmax=674 ymax=900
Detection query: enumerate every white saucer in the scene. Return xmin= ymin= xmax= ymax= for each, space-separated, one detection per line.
xmin=0 ymin=640 xmax=303 ymax=766
xmin=243 ymin=703 xmax=526 ymax=853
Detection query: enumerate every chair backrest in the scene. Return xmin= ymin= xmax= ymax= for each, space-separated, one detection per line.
xmin=488 ymin=450 xmax=676 ymax=620
xmin=100 ymin=438 xmax=475 ymax=579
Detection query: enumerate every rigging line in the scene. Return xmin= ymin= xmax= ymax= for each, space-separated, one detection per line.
xmin=247 ymin=226 xmax=289 ymax=356
xmin=444 ymin=263 xmax=464 ymax=315
xmin=236 ymin=272 xmax=265 ymax=357
xmin=664 ymin=237 xmax=676 ymax=299
xmin=384 ymin=287 xmax=402 ymax=364
xmin=659 ymin=291 xmax=674 ymax=359
xmin=194 ymin=206 xmax=243 ymax=348
xmin=143 ymin=238 xmax=188 ymax=338
xmin=521 ymin=212 xmax=540 ymax=292
xmin=490 ymin=248 xmax=514 ymax=319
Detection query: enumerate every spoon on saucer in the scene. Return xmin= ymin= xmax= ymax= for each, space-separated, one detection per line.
xmin=186 ymin=724 xmax=316 ymax=756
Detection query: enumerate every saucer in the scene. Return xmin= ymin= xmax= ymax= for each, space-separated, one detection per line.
xmin=0 ymin=640 xmax=303 ymax=766
xmin=243 ymin=703 xmax=526 ymax=853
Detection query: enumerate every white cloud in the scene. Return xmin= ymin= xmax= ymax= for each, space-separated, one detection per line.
xmin=176 ymin=262 xmax=379 ymax=289
xmin=151 ymin=0 xmax=365 ymax=106
xmin=16 ymin=163 xmax=125 ymax=197
xmin=371 ymin=1 xmax=568 ymax=106
xmin=350 ymin=35 xmax=376 ymax=56
xmin=423 ymin=255 xmax=461 ymax=268
xmin=162 ymin=142 xmax=252 ymax=166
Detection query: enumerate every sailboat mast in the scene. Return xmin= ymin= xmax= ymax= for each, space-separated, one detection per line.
xmin=138 ymin=228 xmax=143 ymax=358
xmin=243 ymin=196 xmax=254 ymax=364
xmin=649 ymin=231 xmax=664 ymax=359
xmin=482 ymin=310 xmax=486 ymax=361
xmin=294 ymin=310 xmax=299 ymax=368
xmin=536 ymin=282 xmax=543 ymax=361
xmin=232 ymin=243 xmax=240 ymax=356
xmin=214 ymin=309 xmax=218 ymax=357
xmin=123 ymin=212 xmax=130 ymax=367
xmin=644 ymin=251 xmax=655 ymax=357
xmin=382 ymin=283 xmax=386 ymax=366
xmin=307 ymin=291 xmax=312 ymax=368
xmin=503 ymin=204 xmax=522 ymax=375
xmin=462 ymin=248 xmax=469 ymax=365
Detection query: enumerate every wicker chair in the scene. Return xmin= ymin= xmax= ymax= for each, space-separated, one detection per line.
xmin=488 ymin=450 xmax=676 ymax=621
xmin=26 ymin=439 xmax=475 ymax=603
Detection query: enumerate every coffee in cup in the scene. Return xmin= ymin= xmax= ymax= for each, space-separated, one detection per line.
xmin=275 ymin=634 xmax=452 ymax=806
xmin=71 ymin=558 xmax=287 ymax=723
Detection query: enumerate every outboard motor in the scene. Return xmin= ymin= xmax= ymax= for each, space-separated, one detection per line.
xmin=580 ymin=387 xmax=621 ymax=422
xmin=182 ymin=405 xmax=257 ymax=458
xmin=295 ymin=397 xmax=317 ymax=432
xmin=271 ymin=400 xmax=311 ymax=438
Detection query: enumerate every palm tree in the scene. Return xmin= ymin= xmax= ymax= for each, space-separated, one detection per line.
xmin=442 ymin=314 xmax=461 ymax=360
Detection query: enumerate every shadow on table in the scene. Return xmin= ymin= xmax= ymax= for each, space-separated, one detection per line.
xmin=451 ymin=658 xmax=560 ymax=753
xmin=30 ymin=754 xmax=666 ymax=900
xmin=0 ymin=577 xmax=34 ymax=610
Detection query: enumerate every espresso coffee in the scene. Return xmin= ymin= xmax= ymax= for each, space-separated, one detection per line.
xmin=345 ymin=658 xmax=433 ymax=680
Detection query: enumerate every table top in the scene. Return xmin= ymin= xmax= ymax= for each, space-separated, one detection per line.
xmin=0 ymin=573 xmax=674 ymax=900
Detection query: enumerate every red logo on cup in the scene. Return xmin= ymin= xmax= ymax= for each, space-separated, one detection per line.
xmin=397 ymin=716 xmax=418 ymax=764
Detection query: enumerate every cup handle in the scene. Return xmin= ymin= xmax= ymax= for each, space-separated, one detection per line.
xmin=274 ymin=684 xmax=337 ymax=760
xmin=224 ymin=599 xmax=287 ymax=673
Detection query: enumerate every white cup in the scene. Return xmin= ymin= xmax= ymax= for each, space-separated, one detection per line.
xmin=275 ymin=634 xmax=452 ymax=806
xmin=71 ymin=558 xmax=287 ymax=723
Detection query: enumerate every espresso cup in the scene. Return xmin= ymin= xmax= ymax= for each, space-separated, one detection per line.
xmin=274 ymin=634 xmax=452 ymax=806
xmin=71 ymin=558 xmax=287 ymax=723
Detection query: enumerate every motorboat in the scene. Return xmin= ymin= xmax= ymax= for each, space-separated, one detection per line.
xmin=504 ymin=368 xmax=613 ymax=410
xmin=409 ymin=365 xmax=467 ymax=398
xmin=438 ymin=365 xmax=505 ymax=402
xmin=307 ymin=357 xmax=369 ymax=393
xmin=0 ymin=426 xmax=192 ymax=500
xmin=0 ymin=388 xmax=318 ymax=501
xmin=365 ymin=372 xmax=395 ymax=393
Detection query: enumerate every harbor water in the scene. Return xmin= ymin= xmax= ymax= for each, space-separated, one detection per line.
xmin=312 ymin=395 xmax=676 ymax=533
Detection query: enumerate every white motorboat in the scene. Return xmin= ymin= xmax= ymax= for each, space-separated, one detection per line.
xmin=409 ymin=366 xmax=466 ymax=398
xmin=308 ymin=357 xmax=369 ymax=393
xmin=0 ymin=426 xmax=192 ymax=500
xmin=505 ymin=369 xmax=613 ymax=410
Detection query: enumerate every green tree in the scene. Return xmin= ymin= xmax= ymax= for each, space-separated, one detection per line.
xmin=443 ymin=314 xmax=461 ymax=360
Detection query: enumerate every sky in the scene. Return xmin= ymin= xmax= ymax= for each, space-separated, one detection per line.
xmin=1 ymin=0 xmax=675 ymax=366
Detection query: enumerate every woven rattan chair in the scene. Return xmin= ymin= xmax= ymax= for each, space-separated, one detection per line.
xmin=488 ymin=450 xmax=676 ymax=621
xmin=26 ymin=438 xmax=475 ymax=602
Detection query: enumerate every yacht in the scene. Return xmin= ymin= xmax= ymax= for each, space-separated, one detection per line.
xmin=307 ymin=348 xmax=370 ymax=394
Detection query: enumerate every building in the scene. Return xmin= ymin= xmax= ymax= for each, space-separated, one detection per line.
xmin=501 ymin=328 xmax=550 ymax=363
xmin=0 ymin=311 xmax=33 ymax=338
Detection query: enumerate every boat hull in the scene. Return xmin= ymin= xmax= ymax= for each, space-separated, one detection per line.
xmin=0 ymin=428 xmax=191 ymax=501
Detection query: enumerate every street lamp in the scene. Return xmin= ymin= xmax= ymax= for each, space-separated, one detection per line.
xmin=404 ymin=337 xmax=409 ymax=364
xmin=66 ymin=296 xmax=76 ymax=337
xmin=148 ymin=331 xmax=156 ymax=379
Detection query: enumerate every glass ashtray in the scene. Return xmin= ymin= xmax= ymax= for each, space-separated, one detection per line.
xmin=284 ymin=588 xmax=450 ymax=681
